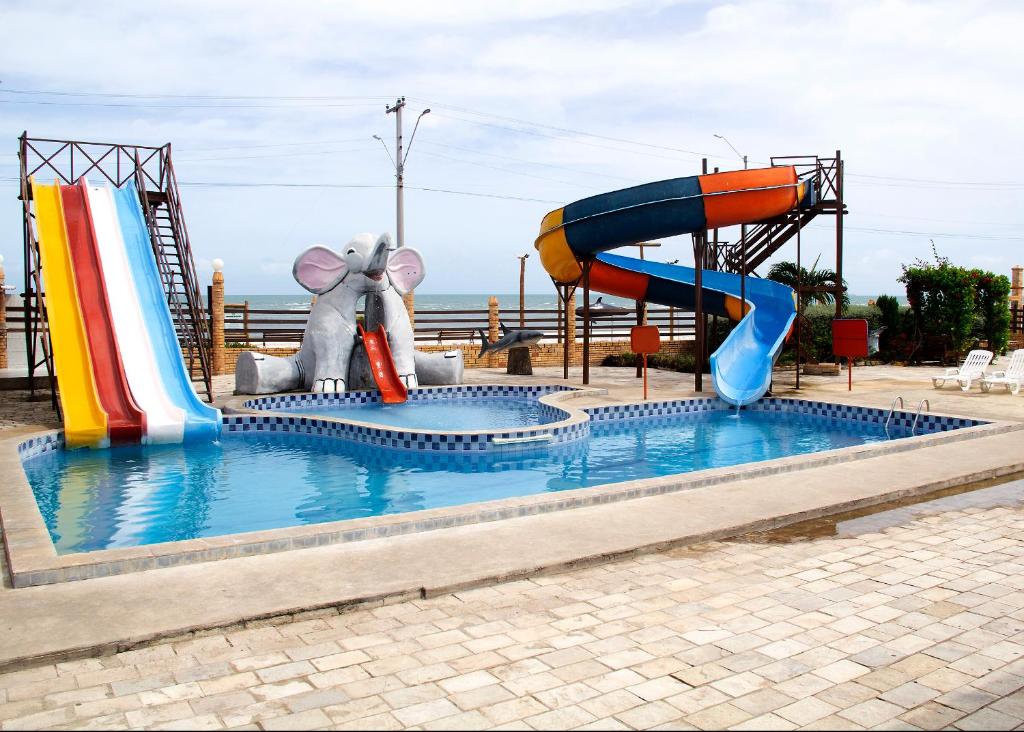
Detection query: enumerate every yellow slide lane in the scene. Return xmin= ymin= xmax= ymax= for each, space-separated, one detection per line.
xmin=31 ymin=179 xmax=108 ymax=448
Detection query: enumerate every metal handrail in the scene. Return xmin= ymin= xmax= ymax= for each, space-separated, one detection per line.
xmin=884 ymin=396 xmax=904 ymax=436
xmin=911 ymin=399 xmax=930 ymax=436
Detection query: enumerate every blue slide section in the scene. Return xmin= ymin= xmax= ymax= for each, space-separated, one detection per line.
xmin=113 ymin=182 xmax=221 ymax=441
xmin=597 ymin=253 xmax=797 ymax=407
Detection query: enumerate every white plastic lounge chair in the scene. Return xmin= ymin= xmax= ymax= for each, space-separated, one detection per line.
xmin=932 ymin=349 xmax=993 ymax=391
xmin=981 ymin=349 xmax=1024 ymax=395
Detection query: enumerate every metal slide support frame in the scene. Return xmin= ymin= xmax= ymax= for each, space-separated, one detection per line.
xmin=552 ymin=277 xmax=577 ymax=381
xmin=835 ymin=150 xmax=844 ymax=319
xmin=18 ymin=133 xmax=58 ymax=409
xmin=582 ymin=259 xmax=592 ymax=386
xmin=693 ymin=231 xmax=705 ymax=393
xmin=796 ymin=209 xmax=802 ymax=390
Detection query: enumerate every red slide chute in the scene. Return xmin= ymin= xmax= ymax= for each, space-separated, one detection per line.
xmin=358 ymin=324 xmax=408 ymax=404
xmin=61 ymin=181 xmax=146 ymax=443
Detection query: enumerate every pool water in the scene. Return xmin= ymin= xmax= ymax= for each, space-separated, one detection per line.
xmin=281 ymin=396 xmax=555 ymax=430
xmin=25 ymin=410 xmax=908 ymax=554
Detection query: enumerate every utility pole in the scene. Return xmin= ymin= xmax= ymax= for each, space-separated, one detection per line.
xmin=386 ymin=97 xmax=406 ymax=247
xmin=517 ymin=253 xmax=529 ymax=328
xmin=379 ymin=98 xmax=430 ymax=320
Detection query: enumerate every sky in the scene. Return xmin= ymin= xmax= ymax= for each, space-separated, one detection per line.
xmin=1 ymin=0 xmax=1022 ymax=298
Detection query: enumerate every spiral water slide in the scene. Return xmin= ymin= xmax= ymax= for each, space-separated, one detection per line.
xmin=536 ymin=167 xmax=813 ymax=406
xmin=31 ymin=178 xmax=220 ymax=448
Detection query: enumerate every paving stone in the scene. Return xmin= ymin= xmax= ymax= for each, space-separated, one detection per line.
xmin=880 ymin=681 xmax=941 ymax=709
xmin=616 ymin=699 xmax=685 ymax=729
xmin=814 ymin=659 xmax=870 ymax=684
xmin=683 ymin=701 xmax=753 ymax=729
xmin=260 ymin=708 xmax=331 ymax=730
xmin=935 ymin=685 xmax=1000 ymax=713
xmin=525 ymin=704 xmax=597 ymax=730
xmin=952 ymin=706 xmax=1021 ymax=730
xmin=897 ymin=701 xmax=966 ymax=728
xmin=837 ymin=698 xmax=904 ymax=726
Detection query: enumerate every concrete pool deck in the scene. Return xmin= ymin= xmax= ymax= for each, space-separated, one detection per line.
xmin=1 ymin=363 xmax=1023 ymax=670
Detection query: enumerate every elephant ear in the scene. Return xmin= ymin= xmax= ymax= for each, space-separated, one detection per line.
xmin=293 ymin=245 xmax=347 ymax=294
xmin=387 ymin=247 xmax=426 ymax=295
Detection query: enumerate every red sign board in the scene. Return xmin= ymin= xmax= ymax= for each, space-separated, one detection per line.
xmin=631 ymin=325 xmax=661 ymax=354
xmin=832 ymin=319 xmax=869 ymax=359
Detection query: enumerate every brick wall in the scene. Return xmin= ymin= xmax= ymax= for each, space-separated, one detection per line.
xmin=216 ymin=338 xmax=693 ymax=375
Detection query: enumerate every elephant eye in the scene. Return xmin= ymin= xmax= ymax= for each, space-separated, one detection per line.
xmin=346 ymin=248 xmax=356 ymax=255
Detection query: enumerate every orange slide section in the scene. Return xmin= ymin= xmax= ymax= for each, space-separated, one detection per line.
xmin=358 ymin=325 xmax=408 ymax=404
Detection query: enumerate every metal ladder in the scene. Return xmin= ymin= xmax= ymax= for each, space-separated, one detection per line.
xmin=911 ymin=399 xmax=930 ymax=436
xmin=884 ymin=396 xmax=904 ymax=438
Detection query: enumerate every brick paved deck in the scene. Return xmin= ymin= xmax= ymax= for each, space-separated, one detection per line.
xmin=4 ymin=498 xmax=1024 ymax=730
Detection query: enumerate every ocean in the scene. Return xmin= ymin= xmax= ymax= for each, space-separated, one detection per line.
xmin=224 ymin=293 xmax=898 ymax=311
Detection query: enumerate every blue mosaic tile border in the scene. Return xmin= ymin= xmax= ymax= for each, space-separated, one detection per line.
xmin=586 ymin=397 xmax=722 ymax=422
xmin=244 ymin=384 xmax=575 ymax=412
xmin=223 ymin=411 xmax=588 ymax=454
xmin=15 ymin=431 xmax=63 ymax=459
xmin=585 ymin=396 xmax=983 ymax=435
xmin=748 ymin=398 xmax=983 ymax=434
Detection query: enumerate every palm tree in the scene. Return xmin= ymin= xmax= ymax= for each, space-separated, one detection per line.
xmin=767 ymin=257 xmax=848 ymax=311
xmin=767 ymin=257 xmax=848 ymax=363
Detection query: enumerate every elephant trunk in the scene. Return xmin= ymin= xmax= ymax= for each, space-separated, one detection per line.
xmin=364 ymin=237 xmax=390 ymax=279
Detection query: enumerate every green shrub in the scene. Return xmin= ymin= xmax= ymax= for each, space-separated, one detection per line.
xmin=898 ymin=258 xmax=1010 ymax=361
xmin=973 ymin=271 xmax=1011 ymax=354
xmin=900 ymin=261 xmax=976 ymax=359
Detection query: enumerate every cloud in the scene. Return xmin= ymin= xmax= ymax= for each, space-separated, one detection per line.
xmin=1 ymin=0 xmax=1021 ymax=297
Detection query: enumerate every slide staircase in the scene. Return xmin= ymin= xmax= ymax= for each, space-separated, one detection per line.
xmin=134 ymin=160 xmax=213 ymax=402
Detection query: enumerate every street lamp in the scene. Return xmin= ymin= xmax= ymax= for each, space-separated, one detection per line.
xmin=713 ymin=134 xmax=747 ymax=169
xmin=378 ymin=98 xmax=432 ymax=249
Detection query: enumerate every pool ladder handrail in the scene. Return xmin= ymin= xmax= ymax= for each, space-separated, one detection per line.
xmin=884 ymin=396 xmax=904 ymax=437
xmin=911 ymin=399 xmax=930 ymax=436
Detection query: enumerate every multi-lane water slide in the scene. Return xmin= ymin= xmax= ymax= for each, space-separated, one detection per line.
xmin=31 ymin=178 xmax=220 ymax=448
xmin=536 ymin=166 xmax=814 ymax=406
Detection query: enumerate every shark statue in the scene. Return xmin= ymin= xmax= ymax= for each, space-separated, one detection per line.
xmin=477 ymin=322 xmax=544 ymax=358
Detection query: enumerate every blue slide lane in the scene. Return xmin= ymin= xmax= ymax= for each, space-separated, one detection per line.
xmin=113 ymin=182 xmax=221 ymax=441
xmin=597 ymin=252 xmax=797 ymax=407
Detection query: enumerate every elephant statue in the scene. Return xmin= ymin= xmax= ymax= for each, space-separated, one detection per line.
xmin=235 ymin=232 xmax=464 ymax=395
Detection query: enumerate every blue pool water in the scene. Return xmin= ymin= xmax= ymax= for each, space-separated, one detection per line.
xmin=280 ymin=397 xmax=555 ymax=430
xmin=25 ymin=410 xmax=909 ymax=554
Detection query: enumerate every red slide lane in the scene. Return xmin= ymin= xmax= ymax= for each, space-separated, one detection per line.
xmin=61 ymin=181 xmax=146 ymax=443
xmin=358 ymin=324 xmax=408 ymax=404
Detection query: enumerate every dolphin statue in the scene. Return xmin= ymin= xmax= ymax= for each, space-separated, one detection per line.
xmin=576 ymin=296 xmax=631 ymax=318
xmin=477 ymin=322 xmax=544 ymax=358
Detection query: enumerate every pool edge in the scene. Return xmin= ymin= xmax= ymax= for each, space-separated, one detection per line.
xmin=3 ymin=398 xmax=1020 ymax=588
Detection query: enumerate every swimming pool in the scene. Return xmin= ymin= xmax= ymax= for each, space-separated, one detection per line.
xmin=24 ymin=406 xmax=927 ymax=554
xmin=274 ymin=396 xmax=557 ymax=431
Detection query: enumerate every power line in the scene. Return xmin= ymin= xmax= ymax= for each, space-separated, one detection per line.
xmin=171 ymin=179 xmax=562 ymax=203
xmin=421 ymin=140 xmax=643 ymax=184
xmin=410 ymin=98 xmax=724 ymax=160
xmin=8 ymin=87 xmax=1024 ymax=188
xmin=417 ymin=150 xmax=601 ymax=189
xmin=0 ymin=88 xmax=393 ymax=102
xmin=175 ymin=146 xmax=375 ymax=162
xmin=9 ymin=87 xmax=1024 ymax=188
xmin=0 ymin=99 xmax=381 ymax=110
xmin=846 ymin=225 xmax=1024 ymax=241
xmin=180 ymin=137 xmax=371 ymax=152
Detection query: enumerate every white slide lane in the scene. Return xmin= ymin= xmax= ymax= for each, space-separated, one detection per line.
xmin=86 ymin=181 xmax=185 ymax=443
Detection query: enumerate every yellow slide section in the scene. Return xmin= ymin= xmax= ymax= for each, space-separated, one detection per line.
xmin=31 ymin=179 xmax=108 ymax=448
